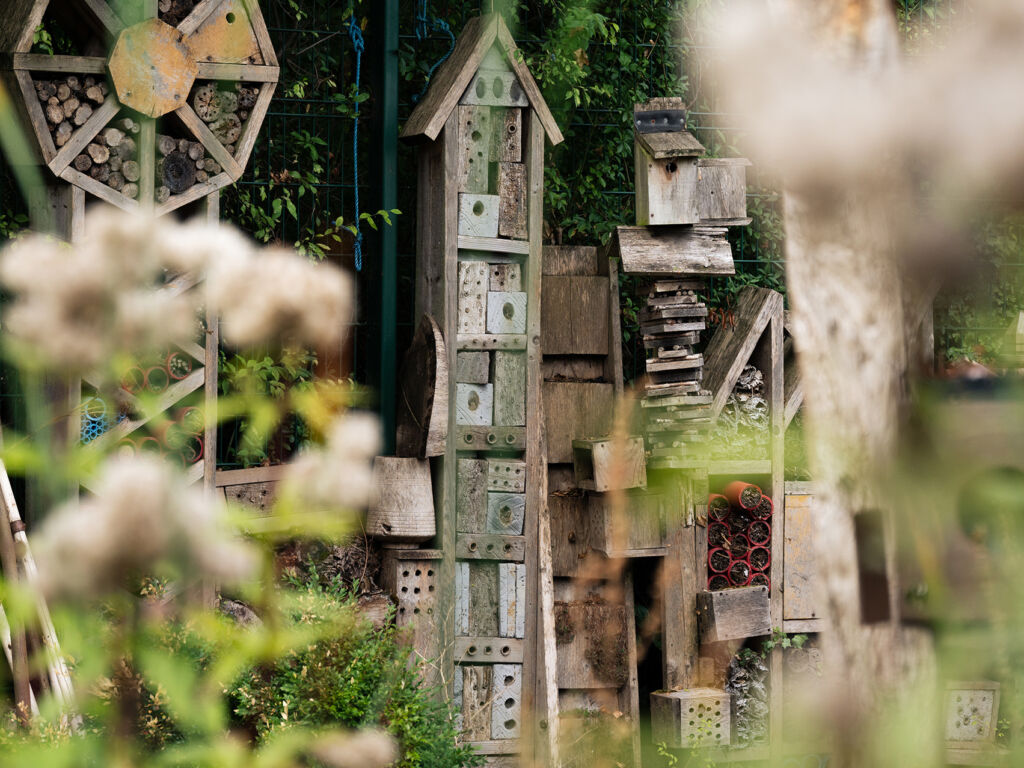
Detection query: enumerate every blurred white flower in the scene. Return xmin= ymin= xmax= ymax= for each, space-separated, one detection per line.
xmin=208 ymin=247 xmax=353 ymax=350
xmin=279 ymin=411 xmax=380 ymax=514
xmin=35 ymin=455 xmax=256 ymax=599
xmin=310 ymin=729 xmax=398 ymax=768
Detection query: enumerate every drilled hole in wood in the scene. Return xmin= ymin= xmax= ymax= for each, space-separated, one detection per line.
xmin=666 ymin=161 xmax=677 ymax=173
xmin=468 ymin=645 xmax=477 ymax=654
xmin=473 ymin=201 xmax=484 ymax=216
xmin=505 ymin=719 xmax=516 ymax=729
xmin=485 ymin=645 xmax=492 ymax=653
xmin=413 ymin=587 xmax=420 ymax=594
xmin=402 ymin=570 xmax=409 ymax=577
xmin=415 ymin=569 xmax=422 ymax=576
xmin=226 ymin=12 xmax=236 ymax=23
xmin=413 ymin=608 xmax=420 ymax=614
xmin=468 ymin=391 xmax=480 ymax=410
xmin=492 ymin=76 xmax=504 ymax=97
xmin=505 ymin=698 xmax=514 ymax=708
xmin=501 ymin=646 xmax=510 ymax=655
xmin=427 ymin=569 xmax=434 ymax=576
xmin=486 ymin=543 xmax=495 ymax=551
xmin=510 ymin=81 xmax=522 ymax=101
xmin=502 ymin=302 xmax=515 ymax=319
xmin=504 ymin=675 xmax=514 ymax=685
xmin=471 ymin=130 xmax=482 ymax=141
xmin=401 ymin=586 xmax=407 ymax=593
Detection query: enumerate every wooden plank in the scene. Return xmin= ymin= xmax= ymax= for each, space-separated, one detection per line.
xmin=469 ymin=561 xmax=500 ymax=637
xmin=663 ymin=481 xmax=698 ymax=689
xmin=554 ymin=592 xmax=629 ymax=689
xmin=138 ymin=118 xmax=156 ymax=207
xmin=697 ymin=158 xmax=750 ymax=223
xmin=542 ymin=245 xmax=601 ymax=276
xmin=203 ymin=194 xmax=220 ymax=493
xmin=457 ymin=105 xmax=492 ymax=194
xmin=489 ymin=263 xmax=522 ymax=291
xmin=234 ymin=82 xmax=276 ymax=170
xmin=457 ymin=334 xmax=527 ymax=351
xmin=456 ymin=426 xmax=526 ymax=451
xmin=155 ymin=173 xmax=233 ymax=215
xmin=458 ymin=261 xmax=489 ymax=334
xmin=541 ymin=381 xmax=614 ymax=464
xmin=572 ymin=437 xmax=646 ymax=492
xmin=11 ymin=53 xmax=107 ymax=73
xmin=486 ymin=492 xmax=525 ymax=536
xmin=589 ymin=489 xmax=667 ymax=555
xmin=534 ymin=435 xmax=560 ymax=768
xmin=635 ymin=146 xmax=699 ymax=225
xmin=608 ymin=225 xmax=734 ymax=276
xmin=396 ymin=314 xmax=449 ymax=458
xmin=12 ymin=69 xmax=56 ymax=164
xmin=47 ymin=95 xmax=119 ymax=175
xmin=242 ymin=0 xmax=278 ymax=66
xmin=541 ymin=276 xmax=609 ymax=356
xmin=491 ymin=663 xmax=523 ymax=739
xmin=784 ymin=335 xmax=804 ymax=429
xmin=456 ymin=637 xmax=525 ymax=663
xmin=497 ymin=162 xmax=527 ymax=239
xmin=80 ymin=0 xmax=124 ymax=35
xmin=494 ymin=19 xmax=563 ymax=144
xmin=382 ymin=555 xmax=441 ymax=669
xmin=488 ymin=459 xmax=526 ymax=493
xmin=458 ymin=235 xmax=530 ymax=254
xmin=460 ymin=192 xmax=500 ymax=237
xmin=58 ymin=167 xmax=138 ymax=211
xmin=548 ymin=491 xmax=595 ymax=578
xmin=174 ymin=104 xmax=244 ymax=180
xmin=495 ymin=108 xmax=522 ymax=162
xmin=604 ymin=258 xmax=624 ymax=394
xmin=499 ymin=563 xmax=526 ymax=638
xmin=177 ymin=0 xmax=222 ymax=34
xmin=702 ymin=286 xmax=784 ymax=417
xmin=214 ymin=464 xmax=287 ymax=487
xmin=195 ymin=62 xmax=280 ymax=81
xmin=492 ymin=351 xmax=525 ymax=426
xmin=457 ymin=458 xmax=489 ymax=534
xmin=457 ymin=534 xmax=526 ymax=562
xmin=784 ymin=490 xmax=820 ymax=621
xmin=462 ymin=665 xmax=494 ymax=741
xmin=635 ymin=129 xmax=705 ymax=160
xmin=456 ymin=350 xmax=490 ymax=383
xmin=1 ymin=0 xmax=47 ymax=54
xmin=461 ymin=68 xmax=529 ymax=108
xmin=696 ymin=586 xmax=772 ymax=642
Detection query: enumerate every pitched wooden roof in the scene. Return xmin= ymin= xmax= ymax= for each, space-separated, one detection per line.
xmin=400 ymin=14 xmax=563 ymax=146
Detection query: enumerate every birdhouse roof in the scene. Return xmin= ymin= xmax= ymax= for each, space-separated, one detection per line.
xmin=633 ymin=97 xmax=704 ymax=159
xmin=400 ymin=14 xmax=563 ymax=146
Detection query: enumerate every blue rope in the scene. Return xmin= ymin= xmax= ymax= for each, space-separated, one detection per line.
xmin=413 ymin=0 xmax=455 ymax=104
xmin=348 ymin=18 xmax=366 ymax=272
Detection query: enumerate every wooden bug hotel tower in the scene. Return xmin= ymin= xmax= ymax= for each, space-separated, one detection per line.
xmin=399 ymin=14 xmax=564 ymax=767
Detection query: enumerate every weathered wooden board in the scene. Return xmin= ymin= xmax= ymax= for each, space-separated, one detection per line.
xmin=456 ymin=383 xmax=494 ymax=426
xmin=784 ymin=484 xmax=820 ymax=621
xmin=456 ymin=561 xmax=500 ymax=637
xmin=108 ymin=18 xmax=199 ymax=118
xmin=634 ymin=129 xmax=705 ymax=160
xmin=554 ymin=595 xmax=629 ymax=689
xmin=606 ymin=226 xmax=734 ymax=277
xmin=487 ymin=291 xmax=527 ymax=334
xmin=635 ymin=145 xmax=699 ymax=225
xmin=542 ymin=245 xmax=602 ymax=276
xmin=499 ymin=562 xmax=526 ymax=638
xmin=695 ymin=586 xmax=771 ymax=643
xmin=462 ymin=70 xmax=529 ymax=107
xmin=588 ymin=489 xmax=667 ymax=555
xmin=460 ymin=193 xmax=501 ymax=238
xmin=456 ymin=426 xmax=526 ymax=451
xmin=457 ymin=534 xmax=526 ymax=561
xmin=572 ymin=437 xmax=647 ymax=492
xmin=458 ymin=105 xmax=492 ymax=194
xmin=462 ymin=665 xmax=494 ymax=741
xmin=457 ymin=350 xmax=491 ymax=384
xmin=697 ymin=158 xmax=750 ymax=224
xmin=497 ymin=162 xmax=527 ymax=239
xmin=383 ymin=556 xmax=440 ymax=668
xmin=494 ymin=108 xmax=522 ymax=162
xmin=542 ymin=381 xmax=615 ymax=464
xmin=188 ymin=0 xmax=265 ymax=63
xmin=541 ymin=276 xmax=609 ymax=356
xmin=487 ymin=492 xmax=526 ymax=535
xmin=488 ymin=459 xmax=526 ymax=492
xmin=493 ymin=351 xmax=526 ymax=426
xmin=367 ymin=457 xmax=435 ymax=543
xmin=458 ymin=458 xmax=489 ymax=534
xmin=489 ymin=263 xmax=522 ymax=291
xmin=650 ymin=688 xmax=731 ymax=748
xmin=396 ymin=314 xmax=449 ymax=458
xmin=491 ymin=663 xmax=523 ymax=739
xmin=223 ymin=481 xmax=277 ymax=514
xmin=456 ymin=636 xmax=525 ymax=664
xmin=548 ymin=490 xmax=595 ymax=578
xmin=458 ymin=261 xmax=489 ymax=334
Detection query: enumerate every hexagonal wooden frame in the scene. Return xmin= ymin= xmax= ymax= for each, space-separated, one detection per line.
xmin=2 ymin=0 xmax=278 ymax=215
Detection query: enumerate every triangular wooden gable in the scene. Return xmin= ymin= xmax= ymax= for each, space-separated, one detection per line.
xmin=400 ymin=14 xmax=563 ymax=146
xmin=702 ymin=286 xmax=784 ymax=419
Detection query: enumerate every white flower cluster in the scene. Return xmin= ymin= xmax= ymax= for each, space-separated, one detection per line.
xmin=35 ymin=454 xmax=256 ymax=600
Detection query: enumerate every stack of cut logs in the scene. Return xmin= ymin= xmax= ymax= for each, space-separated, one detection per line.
xmin=35 ymin=75 xmax=108 ymax=150
xmin=641 ymin=278 xmax=712 ymax=463
xmin=158 ymin=0 xmax=196 ymax=27
xmin=156 ymin=133 xmax=214 ymax=202
xmin=76 ymin=118 xmax=141 ymax=199
xmin=191 ymin=81 xmax=259 ymax=155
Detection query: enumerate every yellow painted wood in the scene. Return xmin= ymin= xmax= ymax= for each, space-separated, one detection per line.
xmin=109 ymin=19 xmax=198 ymax=118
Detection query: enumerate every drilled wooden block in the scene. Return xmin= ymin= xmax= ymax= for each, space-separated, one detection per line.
xmin=456 ymin=636 xmax=525 ymax=663
xmin=488 ymin=459 xmax=526 ymax=492
xmin=486 ymin=291 xmax=527 ymax=334
xmin=458 ymin=261 xmax=489 ymax=334
xmin=651 ymin=688 xmax=731 ymax=748
xmin=634 ymin=144 xmax=699 ymax=226
xmin=457 ymin=561 xmax=500 ymax=637
xmin=459 ymin=193 xmax=500 ymax=238
xmin=572 ymin=437 xmax=647 ymax=492
xmin=696 ymin=586 xmax=771 ymax=643
xmin=492 ymin=351 xmax=526 ymax=426
xmin=456 ymin=351 xmax=491 ymax=384
xmin=456 ymin=383 xmax=493 ymax=426
xmin=588 ymin=488 xmax=668 ymax=555
xmin=489 ymin=263 xmax=522 ymax=292
xmin=461 ymin=665 xmax=494 ymax=741
xmin=946 ymin=682 xmax=1000 ymax=745
xmin=461 ymin=70 xmax=528 ymax=107
xmin=492 ymin=108 xmax=522 ymax=163
xmin=498 ymin=163 xmax=527 ymax=239
xmin=491 ymin=663 xmax=523 ymax=739
xmin=697 ymin=158 xmax=749 ymax=223
xmin=457 ymin=458 xmax=489 ymax=533
xmin=458 ymin=105 xmax=492 ymax=194
xmin=223 ymin=481 xmax=276 ymax=514
xmin=456 ymin=534 xmax=526 ymax=561
xmin=487 ymin=491 xmax=526 ymax=535
xmin=499 ymin=562 xmax=526 ymax=639
xmin=386 ymin=558 xmax=440 ymax=665
xmin=456 ymin=426 xmax=526 ymax=452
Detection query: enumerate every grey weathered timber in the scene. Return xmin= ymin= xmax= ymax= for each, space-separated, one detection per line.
xmin=588 ymin=489 xmax=667 ymax=555
xmin=458 ymin=105 xmax=492 ymax=193
xmin=495 ymin=108 xmax=522 ymax=162
xmin=462 ymin=665 xmax=494 ymax=741
xmin=382 ymin=554 xmax=441 ymax=671
xmin=498 ymin=562 xmax=526 ymax=638
xmin=607 ymin=226 xmax=735 ymax=276
xmin=634 ymin=144 xmax=699 ymax=225
xmin=702 ymin=286 xmax=784 ymax=417
xmin=542 ymin=245 xmax=604 ymax=276
xmin=460 ymin=193 xmax=501 ymax=238
xmin=457 ymin=334 xmax=528 ymax=351
xmin=486 ymin=491 xmax=525 ymax=535
xmin=541 ymin=381 xmax=615 ymax=464
xmin=492 ymin=351 xmax=525 ymax=426
xmin=457 ymin=458 xmax=489 ymax=534
xmin=456 ymin=425 xmax=526 ymax=451
xmin=541 ymin=276 xmax=609 ymax=355
xmin=488 ymin=458 xmax=526 ymax=493
xmin=456 ymin=637 xmax=525 ymax=664
xmin=396 ymin=314 xmax=449 ymax=458
xmin=554 ymin=594 xmax=629 ymax=689
xmin=462 ymin=68 xmax=529 ymax=108
xmin=489 ymin=262 xmax=522 ymax=292
xmin=783 ymin=485 xmax=819 ymax=621
xmin=458 ymin=261 xmax=489 ymax=333
xmin=367 ymin=457 xmax=435 ymax=544
xmin=695 ymin=586 xmax=771 ymax=643
xmin=456 ymin=382 xmax=493 ymax=426
xmin=497 ymin=162 xmax=527 ymax=239
xmin=650 ymin=688 xmax=731 ymax=748
xmin=491 ymin=663 xmax=523 ymax=739
xmin=456 ymin=534 xmax=526 ymax=561
xmin=486 ymin=291 xmax=527 ymax=334
xmin=571 ymin=437 xmax=647 ymax=492
xmin=456 ymin=350 xmax=491 ymax=384
xmin=696 ymin=158 xmax=751 ymax=224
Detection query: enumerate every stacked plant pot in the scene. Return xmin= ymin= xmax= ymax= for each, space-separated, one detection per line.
xmin=706 ymin=481 xmax=772 ymax=591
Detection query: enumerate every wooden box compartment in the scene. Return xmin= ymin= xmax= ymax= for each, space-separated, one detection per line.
xmin=587 ymin=488 xmax=668 ymax=556
xmin=651 ymin=688 xmax=732 ymax=748
xmin=695 ymin=586 xmax=771 ymax=643
xmin=572 ymin=437 xmax=647 ymax=492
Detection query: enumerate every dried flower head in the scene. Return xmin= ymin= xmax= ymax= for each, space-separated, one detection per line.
xmin=35 ymin=455 xmax=256 ymax=599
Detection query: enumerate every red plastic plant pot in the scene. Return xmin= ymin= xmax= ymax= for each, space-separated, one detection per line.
xmin=752 ymin=495 xmax=773 ymax=520
xmin=178 ymin=406 xmax=204 ymax=435
xmin=747 ymin=519 xmax=772 ymax=546
xmin=724 ymin=480 xmax=763 ymax=510
xmin=708 ymin=522 xmax=730 ymax=548
xmin=729 ymin=507 xmax=752 ymax=534
xmin=708 ymin=494 xmax=731 ymax=522
xmin=728 ymin=559 xmax=751 ymax=586
xmin=145 ymin=365 xmax=170 ymax=393
xmin=165 ymin=350 xmax=194 ymax=380
xmin=136 ymin=436 xmax=161 ymax=453
xmin=707 ymin=574 xmax=730 ymax=591
xmin=727 ymin=533 xmax=750 ymax=559
xmin=749 ymin=572 xmax=770 ymax=589
xmin=748 ymin=545 xmax=771 ymax=572
xmin=708 ymin=547 xmax=731 ymax=574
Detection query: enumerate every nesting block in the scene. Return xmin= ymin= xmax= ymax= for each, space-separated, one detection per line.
xmin=492 ymin=351 xmax=526 ymax=426
xmin=459 ymin=193 xmax=500 ymax=238
xmin=461 ymin=665 xmax=493 ymax=741
xmin=456 ymin=351 xmax=491 ymax=384
xmin=651 ymin=688 xmax=731 ymax=748
xmin=499 ymin=562 xmax=526 ymax=638
xmin=462 ymin=70 xmax=529 ymax=107
xmin=456 ymin=561 xmax=499 ymax=637
xmin=498 ymin=163 xmax=527 ymax=239
xmin=491 ymin=663 xmax=524 ymax=739
xmin=458 ymin=261 xmax=489 ymax=333
xmin=946 ymin=682 xmax=1000 ymax=746
xmin=489 ymin=263 xmax=522 ymax=292
xmin=695 ymin=586 xmax=771 ymax=643
xmin=487 ymin=492 xmax=526 ymax=535
xmin=572 ymin=437 xmax=647 ymax=492
xmin=488 ymin=459 xmax=526 ymax=492
xmin=487 ymin=291 xmax=528 ymax=334
xmin=383 ymin=555 xmax=441 ymax=666
xmin=494 ymin=108 xmax=522 ymax=162
xmin=456 ymin=383 xmax=493 ymax=426
xmin=457 ymin=458 xmax=489 ymax=533
xmin=635 ymin=146 xmax=699 ymax=226
xmin=458 ymin=105 xmax=492 ymax=193
xmin=366 ymin=457 xmax=435 ymax=543
xmin=588 ymin=488 xmax=668 ymax=555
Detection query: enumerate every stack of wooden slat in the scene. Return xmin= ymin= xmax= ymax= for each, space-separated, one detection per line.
xmin=641 ymin=278 xmax=713 ymax=464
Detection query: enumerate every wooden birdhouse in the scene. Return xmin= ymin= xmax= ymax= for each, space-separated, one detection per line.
xmin=400 ymin=13 xmax=562 ymax=761
xmin=1 ymin=0 xmax=278 ymax=214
